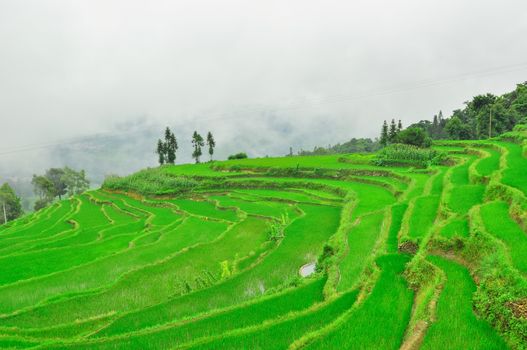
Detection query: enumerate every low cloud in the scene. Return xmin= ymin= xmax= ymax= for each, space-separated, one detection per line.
xmin=1 ymin=0 xmax=526 ymax=184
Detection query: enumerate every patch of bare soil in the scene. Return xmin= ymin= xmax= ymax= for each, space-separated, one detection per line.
xmin=400 ymin=320 xmax=428 ymax=350
xmin=506 ymin=299 xmax=527 ymax=319
xmin=398 ymin=241 xmax=418 ymax=254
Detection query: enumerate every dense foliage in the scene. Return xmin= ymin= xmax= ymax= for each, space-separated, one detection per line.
xmin=407 ymin=111 xmax=448 ymax=140
xmin=228 ymin=152 xmax=248 ymax=160
xmin=396 ymin=127 xmax=432 ymax=147
xmin=373 ymin=143 xmax=446 ymax=167
xmin=102 ymin=168 xmax=198 ymax=195
xmin=156 ymin=127 xmax=178 ymax=165
xmin=298 ymin=138 xmax=380 ymax=156
xmin=32 ymin=167 xmax=89 ymax=210
xmin=0 ymin=182 xmax=23 ymax=223
xmin=408 ymin=82 xmax=527 ymax=141
xmin=378 ymin=82 xmax=527 ymax=145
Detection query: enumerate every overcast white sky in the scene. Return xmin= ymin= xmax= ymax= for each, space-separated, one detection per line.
xmin=1 ymin=0 xmax=527 ymax=169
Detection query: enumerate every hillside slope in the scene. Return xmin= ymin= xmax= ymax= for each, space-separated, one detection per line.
xmin=0 ymin=132 xmax=526 ymax=349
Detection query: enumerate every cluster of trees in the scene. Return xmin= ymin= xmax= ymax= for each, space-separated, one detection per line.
xmin=298 ymin=138 xmax=380 ymax=156
xmin=445 ymin=85 xmax=527 ymax=139
xmin=417 ymin=83 xmax=527 ymax=142
xmin=379 ymin=82 xmax=527 ymax=146
xmin=32 ymin=167 xmax=90 ymax=210
xmin=191 ymin=131 xmax=215 ymax=163
xmin=380 ymin=119 xmax=407 ymax=146
xmin=156 ymin=128 xmax=216 ymax=165
xmin=156 ymin=128 xmax=178 ymax=165
xmin=407 ymin=111 xmax=448 ymax=140
xmin=0 ymin=183 xmax=23 ymax=224
xmin=379 ymin=119 xmax=433 ymax=148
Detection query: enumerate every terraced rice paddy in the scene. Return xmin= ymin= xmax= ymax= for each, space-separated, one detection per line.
xmin=0 ymin=137 xmax=526 ymax=349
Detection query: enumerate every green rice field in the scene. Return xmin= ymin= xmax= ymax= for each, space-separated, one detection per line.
xmin=0 ymin=136 xmax=526 ymax=349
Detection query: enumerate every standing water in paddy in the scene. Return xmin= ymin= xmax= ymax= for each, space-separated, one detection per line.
xmin=300 ymin=262 xmax=317 ymax=277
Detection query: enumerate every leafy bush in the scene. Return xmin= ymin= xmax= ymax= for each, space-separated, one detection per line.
xmin=267 ymin=213 xmax=290 ymax=241
xmin=102 ymin=168 xmax=198 ymax=195
xmin=298 ymin=138 xmax=380 ymax=155
xmin=228 ymin=152 xmax=248 ymax=160
xmin=396 ymin=127 xmax=432 ymax=147
xmin=374 ymin=144 xmax=446 ymax=168
xmin=315 ymin=244 xmax=335 ymax=272
xmin=513 ymin=124 xmax=527 ymax=132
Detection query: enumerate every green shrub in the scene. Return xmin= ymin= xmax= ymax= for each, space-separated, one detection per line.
xmin=374 ymin=144 xmax=446 ymax=168
xmin=404 ymin=255 xmax=436 ymax=291
xmin=396 ymin=127 xmax=432 ymax=147
xmin=228 ymin=152 xmax=248 ymax=160
xmin=102 ymin=168 xmax=198 ymax=195
xmin=315 ymin=244 xmax=335 ymax=272
xmin=513 ymin=124 xmax=527 ymax=132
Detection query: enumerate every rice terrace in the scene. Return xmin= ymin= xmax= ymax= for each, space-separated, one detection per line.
xmin=2 ymin=2 xmax=527 ymax=349
xmin=0 ymin=122 xmax=526 ymax=349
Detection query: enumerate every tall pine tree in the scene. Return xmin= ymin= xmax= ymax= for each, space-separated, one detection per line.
xmin=156 ymin=139 xmax=165 ymax=165
xmin=192 ymin=131 xmax=205 ymax=163
xmin=156 ymin=127 xmax=178 ymax=165
xmin=388 ymin=119 xmax=397 ymax=142
xmin=166 ymin=130 xmax=178 ymax=164
xmin=380 ymin=120 xmax=389 ymax=147
xmin=206 ymin=131 xmax=215 ymax=161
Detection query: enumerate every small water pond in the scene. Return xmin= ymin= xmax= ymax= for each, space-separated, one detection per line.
xmin=299 ymin=262 xmax=316 ymax=277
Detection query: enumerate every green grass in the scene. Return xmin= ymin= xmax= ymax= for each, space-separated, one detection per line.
xmin=0 ymin=336 xmax=39 ymax=349
xmin=295 ymin=188 xmax=344 ymax=200
xmin=0 ymin=218 xmax=252 ymax=328
xmin=440 ymin=217 xmax=469 ymax=238
xmin=0 ymin=200 xmax=75 ymax=251
xmin=447 ymin=185 xmax=484 ymax=215
xmin=0 ymin=216 xmax=224 ymax=315
xmin=233 ymin=189 xmax=329 ymax=204
xmin=480 ymin=201 xmax=527 ymax=273
xmin=96 ymin=192 xmax=183 ymax=226
xmin=338 ymin=211 xmax=386 ymax=291
xmin=307 ymin=254 xmax=413 ymax=349
xmin=42 ymin=279 xmax=327 ymax=349
xmin=0 ymin=202 xmax=59 ymax=236
xmin=0 ymin=227 xmax=140 ymax=286
xmin=408 ymin=195 xmax=440 ymax=239
xmin=421 ymin=256 xmax=508 ymax=349
xmin=501 ymin=142 xmax=527 ymax=196
xmin=476 ymin=148 xmax=501 ymax=176
xmin=387 ymin=204 xmax=407 ymax=253
xmin=94 ymin=204 xmax=341 ymax=337
xmin=72 ymin=194 xmax=111 ymax=227
xmin=450 ymin=155 xmax=476 ymax=186
xmin=186 ymin=290 xmax=358 ymax=350
xmin=181 ymin=153 xmax=380 ymax=171
xmin=168 ymin=198 xmax=239 ymax=222
xmin=228 ymin=177 xmax=396 ymax=219
xmin=210 ymin=194 xmax=298 ymax=219
xmin=430 ymin=169 xmax=445 ymax=195
xmin=0 ymin=139 xmax=522 ymax=348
